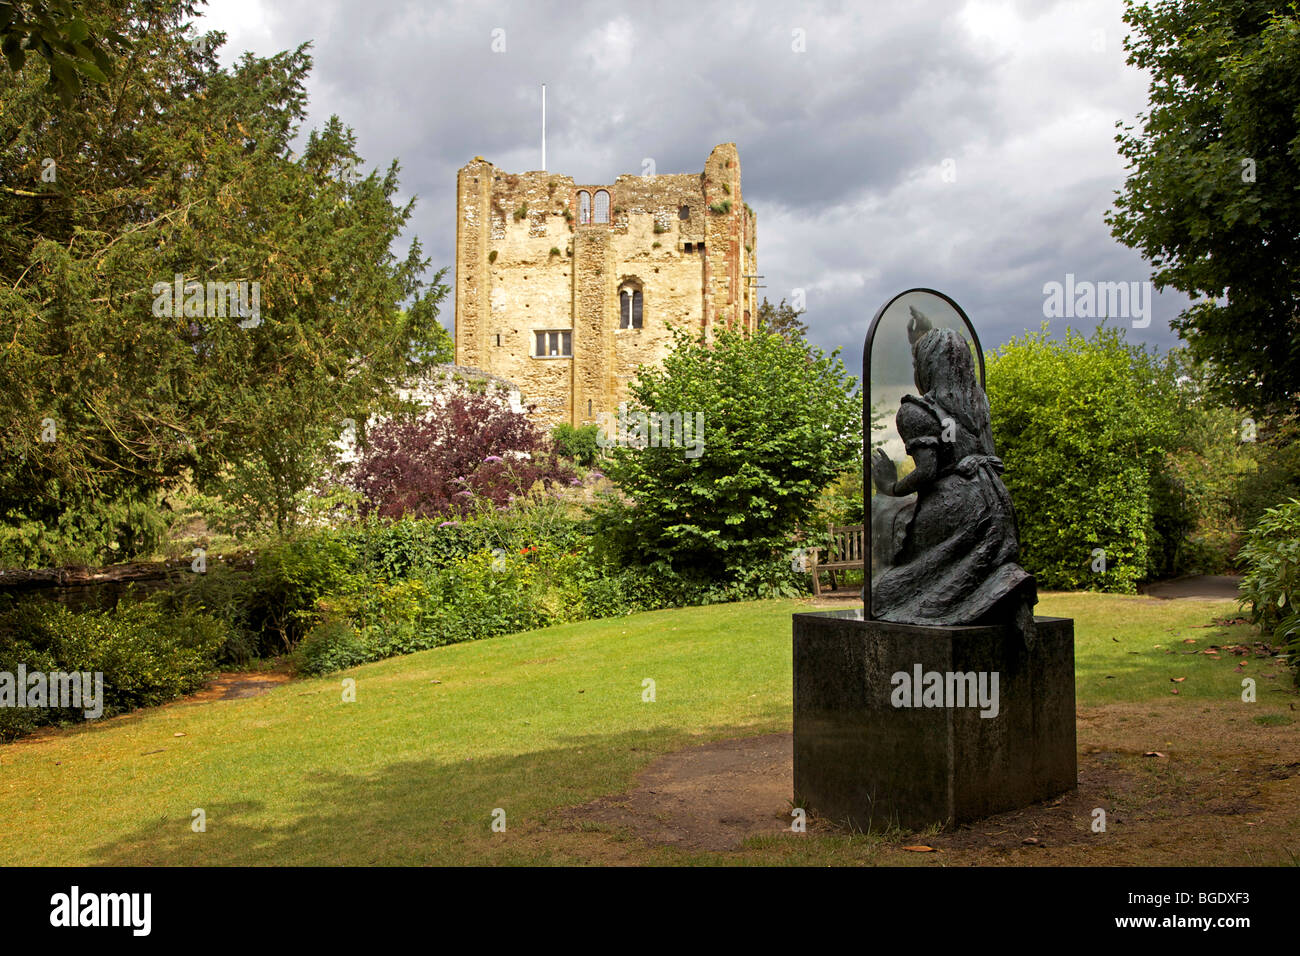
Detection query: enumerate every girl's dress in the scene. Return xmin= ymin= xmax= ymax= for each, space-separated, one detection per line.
xmin=871 ymin=392 xmax=1036 ymax=626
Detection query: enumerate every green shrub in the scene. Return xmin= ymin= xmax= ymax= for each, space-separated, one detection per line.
xmin=1238 ymin=498 xmax=1300 ymax=677
xmin=295 ymin=620 xmax=372 ymax=676
xmin=986 ymin=326 xmax=1191 ymax=592
xmin=596 ymin=326 xmax=858 ymax=580
xmin=551 ymin=422 xmax=602 ymax=467
xmin=241 ymin=530 xmax=362 ymax=652
xmin=163 ymin=529 xmax=362 ymax=658
xmin=0 ymin=597 xmax=227 ymax=738
xmin=343 ymin=516 xmax=491 ymax=579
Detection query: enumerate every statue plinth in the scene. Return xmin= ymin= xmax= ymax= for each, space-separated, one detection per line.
xmin=792 ymin=609 xmax=1076 ymax=831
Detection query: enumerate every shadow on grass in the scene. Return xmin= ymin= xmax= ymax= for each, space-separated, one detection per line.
xmin=87 ymin=723 xmax=785 ymax=866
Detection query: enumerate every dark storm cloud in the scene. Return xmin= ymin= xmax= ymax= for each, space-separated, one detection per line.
xmin=200 ymin=0 xmax=1188 ymax=381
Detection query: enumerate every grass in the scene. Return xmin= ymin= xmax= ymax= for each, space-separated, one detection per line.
xmin=0 ymin=593 xmax=1291 ymax=865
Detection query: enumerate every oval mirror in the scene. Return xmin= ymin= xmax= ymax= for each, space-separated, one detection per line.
xmin=863 ymin=288 xmax=984 ymax=619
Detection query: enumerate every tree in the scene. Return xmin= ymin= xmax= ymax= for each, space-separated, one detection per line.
xmin=0 ymin=0 xmax=448 ymax=552
xmin=985 ymin=325 xmax=1193 ymax=592
xmin=595 ymin=326 xmax=859 ymax=579
xmin=1108 ymin=0 xmax=1300 ymax=416
xmin=756 ymin=297 xmax=808 ymax=342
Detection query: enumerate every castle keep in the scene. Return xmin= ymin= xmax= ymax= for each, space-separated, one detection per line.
xmin=453 ymin=143 xmax=757 ymax=425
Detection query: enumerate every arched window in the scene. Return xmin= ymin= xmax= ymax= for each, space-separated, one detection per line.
xmin=578 ymin=191 xmax=591 ymax=225
xmin=619 ymin=283 xmax=643 ymax=329
xmin=593 ymin=190 xmax=610 ymax=224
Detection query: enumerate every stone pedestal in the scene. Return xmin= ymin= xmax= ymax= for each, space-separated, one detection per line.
xmin=792 ymin=609 xmax=1076 ymax=832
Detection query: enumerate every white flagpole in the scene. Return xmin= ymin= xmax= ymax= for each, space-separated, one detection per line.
xmin=541 ymin=84 xmax=547 ymax=171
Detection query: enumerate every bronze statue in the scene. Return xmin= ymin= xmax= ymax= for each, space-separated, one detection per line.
xmin=869 ymin=308 xmax=1037 ymax=643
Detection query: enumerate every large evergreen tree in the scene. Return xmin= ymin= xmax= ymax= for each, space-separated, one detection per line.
xmin=0 ymin=0 xmax=447 ymax=557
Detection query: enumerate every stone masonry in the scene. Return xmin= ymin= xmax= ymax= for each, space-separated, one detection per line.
xmin=453 ymin=143 xmax=758 ymax=426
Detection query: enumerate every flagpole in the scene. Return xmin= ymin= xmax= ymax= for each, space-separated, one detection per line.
xmin=541 ymin=84 xmax=547 ymax=171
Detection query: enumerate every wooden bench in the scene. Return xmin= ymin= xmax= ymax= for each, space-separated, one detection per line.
xmin=806 ymin=523 xmax=864 ymax=596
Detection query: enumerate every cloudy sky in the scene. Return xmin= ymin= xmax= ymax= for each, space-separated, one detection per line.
xmin=197 ymin=0 xmax=1185 ymax=377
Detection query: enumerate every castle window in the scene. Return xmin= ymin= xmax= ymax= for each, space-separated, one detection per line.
xmin=578 ymin=191 xmax=591 ymax=225
xmin=619 ymin=287 xmax=643 ymax=329
xmin=534 ymin=330 xmax=572 ymax=358
xmin=593 ymin=190 xmax=610 ymax=224
xmin=678 ymin=205 xmax=689 ymax=220
xmin=684 ymin=242 xmax=693 ymax=253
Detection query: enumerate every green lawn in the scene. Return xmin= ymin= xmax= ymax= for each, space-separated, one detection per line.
xmin=0 ymin=593 xmax=1290 ymax=865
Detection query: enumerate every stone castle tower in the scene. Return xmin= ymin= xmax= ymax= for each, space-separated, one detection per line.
xmin=453 ymin=143 xmax=757 ymax=425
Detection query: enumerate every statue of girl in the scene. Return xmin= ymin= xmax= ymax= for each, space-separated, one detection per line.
xmin=869 ymin=309 xmax=1037 ymax=643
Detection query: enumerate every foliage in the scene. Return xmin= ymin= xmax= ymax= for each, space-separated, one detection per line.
xmin=295 ymin=620 xmax=370 ymax=676
xmin=0 ymin=0 xmax=449 ymax=554
xmin=1234 ymin=416 xmax=1300 ymax=533
xmin=811 ymin=468 xmax=864 ymax=529
xmin=1109 ymin=0 xmax=1300 ymax=416
xmin=0 ymin=489 xmax=171 ymax=568
xmin=348 ymin=391 xmax=575 ymax=519
xmin=1238 ymin=498 xmax=1300 ymax=673
xmin=551 ymin=422 xmax=602 ymax=467
xmin=1164 ymin=402 xmax=1258 ymax=573
xmin=0 ymin=0 xmax=127 ymax=104
xmin=986 ymin=325 xmax=1192 ymax=592
xmin=0 ymin=595 xmax=227 ymax=738
xmin=164 ymin=528 xmax=362 ymax=659
xmin=594 ymin=326 xmax=859 ymax=582
xmin=756 ymin=297 xmax=809 ymax=343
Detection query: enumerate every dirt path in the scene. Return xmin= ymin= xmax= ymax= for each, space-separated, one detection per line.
xmin=569 ymin=698 xmax=1300 ymax=864
xmin=180 ymin=668 xmax=292 ymax=703
xmin=1139 ymin=575 xmax=1243 ymax=601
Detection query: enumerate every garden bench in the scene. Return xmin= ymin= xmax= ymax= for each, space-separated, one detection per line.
xmin=806 ymin=523 xmax=864 ymax=596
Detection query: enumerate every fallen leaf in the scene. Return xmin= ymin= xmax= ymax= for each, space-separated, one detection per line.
xmin=901 ymin=845 xmax=935 ymax=852
xmin=1144 ymin=751 xmax=1167 ymax=758
xmin=1022 ymin=837 xmax=1040 ymax=845
xmin=173 ymin=732 xmax=186 ymax=737
xmin=1170 ymin=677 xmax=1186 ymax=682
